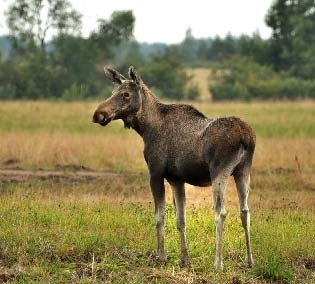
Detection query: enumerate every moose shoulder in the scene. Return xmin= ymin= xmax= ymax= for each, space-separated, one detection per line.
xmin=93 ymin=66 xmax=256 ymax=270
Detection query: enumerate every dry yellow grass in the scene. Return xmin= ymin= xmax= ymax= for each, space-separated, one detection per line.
xmin=1 ymin=132 xmax=313 ymax=173
xmin=0 ymin=131 xmax=144 ymax=171
xmin=255 ymin=138 xmax=314 ymax=170
xmin=1 ymin=132 xmax=314 ymax=212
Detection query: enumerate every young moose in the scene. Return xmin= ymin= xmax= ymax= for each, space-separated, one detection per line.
xmin=93 ymin=66 xmax=256 ymax=270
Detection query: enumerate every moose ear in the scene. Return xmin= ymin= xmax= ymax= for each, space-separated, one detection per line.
xmin=128 ymin=66 xmax=142 ymax=87
xmin=104 ymin=67 xmax=127 ymax=85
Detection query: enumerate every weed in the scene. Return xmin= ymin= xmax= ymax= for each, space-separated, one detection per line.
xmin=254 ymin=254 xmax=294 ymax=282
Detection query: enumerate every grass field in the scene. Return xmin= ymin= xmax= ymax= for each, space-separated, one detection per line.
xmin=0 ymin=100 xmax=314 ymax=283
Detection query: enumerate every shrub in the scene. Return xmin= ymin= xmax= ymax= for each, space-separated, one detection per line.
xmin=185 ymin=84 xmax=200 ymax=101
xmin=210 ymin=56 xmax=315 ymax=100
xmin=0 ymin=84 xmax=17 ymax=99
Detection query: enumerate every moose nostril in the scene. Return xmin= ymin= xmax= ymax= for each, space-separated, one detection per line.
xmin=93 ymin=112 xmax=104 ymax=123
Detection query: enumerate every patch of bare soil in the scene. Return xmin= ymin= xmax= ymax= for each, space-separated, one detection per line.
xmin=0 ymin=263 xmax=22 ymax=283
xmin=2 ymin=158 xmax=20 ymax=167
xmin=305 ymin=259 xmax=315 ymax=270
xmin=0 ymin=168 xmax=145 ymax=184
xmin=54 ymin=164 xmax=92 ymax=171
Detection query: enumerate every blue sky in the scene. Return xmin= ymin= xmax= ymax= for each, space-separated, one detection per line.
xmin=0 ymin=0 xmax=273 ymax=43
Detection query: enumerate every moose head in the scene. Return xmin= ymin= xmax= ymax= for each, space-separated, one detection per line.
xmin=92 ymin=66 xmax=143 ymax=127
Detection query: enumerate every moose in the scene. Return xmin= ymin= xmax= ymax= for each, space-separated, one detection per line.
xmin=93 ymin=66 xmax=256 ymax=270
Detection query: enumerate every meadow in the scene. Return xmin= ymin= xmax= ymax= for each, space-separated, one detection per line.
xmin=0 ymin=100 xmax=314 ymax=283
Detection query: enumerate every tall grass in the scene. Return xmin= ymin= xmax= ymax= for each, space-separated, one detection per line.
xmin=0 ymin=101 xmax=314 ymax=138
xmin=197 ymin=101 xmax=315 ymax=138
xmin=0 ymin=101 xmax=314 ymax=174
xmin=0 ymin=132 xmax=145 ymax=171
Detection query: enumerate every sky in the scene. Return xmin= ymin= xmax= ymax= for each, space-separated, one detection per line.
xmin=0 ymin=0 xmax=274 ymax=43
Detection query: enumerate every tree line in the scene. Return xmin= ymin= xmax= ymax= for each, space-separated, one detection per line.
xmin=0 ymin=0 xmax=315 ymax=101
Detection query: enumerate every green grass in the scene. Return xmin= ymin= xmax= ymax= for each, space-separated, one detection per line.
xmin=0 ymin=181 xmax=314 ymax=283
xmin=252 ymin=211 xmax=315 ymax=283
xmin=0 ymin=101 xmax=314 ymax=138
xmin=197 ymin=101 xmax=315 ymax=138
xmin=0 ymin=101 xmax=125 ymax=135
xmin=254 ymin=254 xmax=293 ymax=283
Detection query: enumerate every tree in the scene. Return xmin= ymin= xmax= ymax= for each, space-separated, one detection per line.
xmin=206 ymin=34 xmax=237 ymax=61
xmin=1 ymin=5 xmax=136 ymax=100
xmin=90 ymin=11 xmax=135 ymax=58
xmin=50 ymin=34 xmax=102 ymax=98
xmin=140 ymin=48 xmax=190 ymax=100
xmin=266 ymin=0 xmax=315 ymax=79
xmin=238 ymin=33 xmax=272 ymax=65
xmin=176 ymin=27 xmax=199 ymax=65
xmin=113 ymin=40 xmax=145 ymax=71
xmin=6 ymin=0 xmax=81 ymax=51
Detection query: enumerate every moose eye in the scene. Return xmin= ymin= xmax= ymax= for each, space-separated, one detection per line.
xmin=122 ymin=92 xmax=130 ymax=99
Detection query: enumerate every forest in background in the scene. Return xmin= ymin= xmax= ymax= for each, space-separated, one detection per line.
xmin=1 ymin=0 xmax=315 ymax=101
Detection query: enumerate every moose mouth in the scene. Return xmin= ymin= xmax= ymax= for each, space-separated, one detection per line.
xmin=99 ymin=116 xmax=112 ymax=126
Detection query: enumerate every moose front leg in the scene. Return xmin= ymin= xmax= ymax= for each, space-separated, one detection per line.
xmin=150 ymin=174 xmax=166 ymax=263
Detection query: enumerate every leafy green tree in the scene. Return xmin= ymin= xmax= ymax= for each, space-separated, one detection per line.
xmin=0 ymin=56 xmax=46 ymax=99
xmin=90 ymin=11 xmax=135 ymax=58
xmin=207 ymin=34 xmax=237 ymax=61
xmin=114 ymin=40 xmax=146 ymax=71
xmin=1 ymin=4 xmax=136 ymax=100
xmin=6 ymin=0 xmax=81 ymax=51
xmin=2 ymin=0 xmax=82 ymax=99
xmin=196 ymin=39 xmax=212 ymax=63
xmin=0 ymin=59 xmax=18 ymax=99
xmin=266 ymin=0 xmax=315 ymax=79
xmin=177 ymin=28 xmax=199 ymax=64
xmin=238 ymin=33 xmax=272 ymax=65
xmin=50 ymin=35 xmax=101 ymax=97
xmin=140 ymin=48 xmax=190 ymax=100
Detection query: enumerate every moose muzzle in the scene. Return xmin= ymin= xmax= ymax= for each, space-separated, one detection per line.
xmin=92 ymin=111 xmax=112 ymax=126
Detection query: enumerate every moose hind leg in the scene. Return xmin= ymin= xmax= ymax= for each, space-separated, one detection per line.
xmin=150 ymin=175 xmax=166 ymax=263
xmin=234 ymin=172 xmax=254 ymax=267
xmin=212 ymin=176 xmax=228 ymax=271
xmin=171 ymin=182 xmax=190 ymax=267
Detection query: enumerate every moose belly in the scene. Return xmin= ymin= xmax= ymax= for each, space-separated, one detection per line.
xmin=165 ymin=160 xmax=211 ymax=187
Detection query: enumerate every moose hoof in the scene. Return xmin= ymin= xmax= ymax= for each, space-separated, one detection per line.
xmin=180 ymin=257 xmax=192 ymax=268
xmin=157 ymin=255 xmax=167 ymax=264
xmin=247 ymin=257 xmax=254 ymax=268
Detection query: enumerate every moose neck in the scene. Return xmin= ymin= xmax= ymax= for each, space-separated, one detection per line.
xmin=124 ymin=84 xmax=162 ymax=138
